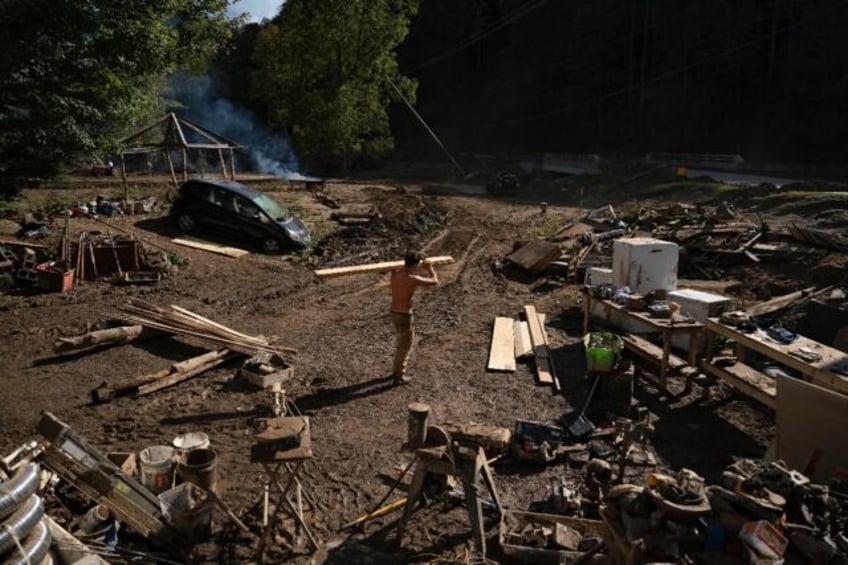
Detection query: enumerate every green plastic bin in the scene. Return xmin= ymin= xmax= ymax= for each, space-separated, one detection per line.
xmin=583 ymin=332 xmax=623 ymax=372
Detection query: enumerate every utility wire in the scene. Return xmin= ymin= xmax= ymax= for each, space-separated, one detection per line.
xmin=387 ymin=79 xmax=464 ymax=175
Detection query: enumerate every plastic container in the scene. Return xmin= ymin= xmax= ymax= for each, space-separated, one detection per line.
xmin=177 ymin=448 xmax=218 ymax=494
xmin=172 ymin=432 xmax=210 ymax=462
xmin=158 ymin=482 xmax=212 ymax=544
xmin=583 ymin=332 xmax=623 ymax=372
xmin=138 ymin=446 xmax=176 ymax=495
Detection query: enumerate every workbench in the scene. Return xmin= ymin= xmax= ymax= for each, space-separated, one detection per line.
xmin=582 ymin=290 xmax=704 ymax=389
xmin=701 ymin=317 xmax=848 ymax=408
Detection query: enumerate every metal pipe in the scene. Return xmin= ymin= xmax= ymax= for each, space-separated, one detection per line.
xmin=0 ymin=495 xmax=44 ymax=554
xmin=5 ymin=519 xmax=51 ymax=565
xmin=0 ymin=463 xmax=38 ymax=521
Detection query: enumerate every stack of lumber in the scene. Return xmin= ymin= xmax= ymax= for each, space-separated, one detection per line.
xmin=487 ymin=305 xmax=558 ymax=389
xmin=114 ymin=299 xmax=296 ymax=356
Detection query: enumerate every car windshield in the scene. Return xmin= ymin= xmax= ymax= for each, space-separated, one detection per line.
xmin=252 ymin=192 xmax=291 ymax=222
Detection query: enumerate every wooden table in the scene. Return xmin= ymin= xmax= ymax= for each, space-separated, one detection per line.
xmin=582 ymin=290 xmax=704 ymax=388
xmin=703 ymin=318 xmax=848 ymax=401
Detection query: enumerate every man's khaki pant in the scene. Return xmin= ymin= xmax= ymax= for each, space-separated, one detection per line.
xmin=391 ymin=311 xmax=414 ymax=377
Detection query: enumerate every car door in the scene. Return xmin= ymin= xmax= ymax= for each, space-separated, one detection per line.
xmin=230 ymin=194 xmax=265 ymax=241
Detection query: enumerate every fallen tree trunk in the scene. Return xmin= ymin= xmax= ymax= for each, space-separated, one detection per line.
xmin=54 ymin=325 xmax=150 ymax=354
xmin=91 ymin=348 xmax=239 ymax=403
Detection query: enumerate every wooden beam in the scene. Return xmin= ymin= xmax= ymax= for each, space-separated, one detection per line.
xmin=513 ymin=320 xmax=532 ymax=358
xmin=524 ymin=305 xmax=553 ymax=384
xmin=314 ymin=256 xmax=454 ymax=278
xmin=487 ymin=317 xmax=516 ymax=371
xmin=700 ymin=360 xmax=776 ymax=408
xmin=136 ymin=350 xmax=240 ymax=396
xmin=745 ymin=287 xmax=815 ymax=318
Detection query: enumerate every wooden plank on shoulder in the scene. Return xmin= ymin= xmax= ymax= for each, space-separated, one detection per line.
xmin=314 ymin=255 xmax=455 ymax=278
xmin=488 ymin=317 xmax=516 ymax=371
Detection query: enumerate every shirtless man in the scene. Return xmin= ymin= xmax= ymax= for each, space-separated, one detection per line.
xmin=389 ymin=251 xmax=439 ymax=384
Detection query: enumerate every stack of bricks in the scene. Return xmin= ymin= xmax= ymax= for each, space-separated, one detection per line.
xmin=16 ymin=247 xmax=38 ymax=283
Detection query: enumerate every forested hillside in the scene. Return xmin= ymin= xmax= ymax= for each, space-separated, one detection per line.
xmin=394 ymin=0 xmax=848 ymax=163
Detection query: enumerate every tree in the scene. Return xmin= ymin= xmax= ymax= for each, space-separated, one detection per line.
xmin=251 ymin=0 xmax=419 ymax=168
xmin=0 ymin=0 xmax=233 ymax=199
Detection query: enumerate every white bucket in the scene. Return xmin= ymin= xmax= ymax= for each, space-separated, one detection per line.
xmin=172 ymin=431 xmax=210 ymax=464
xmin=139 ymin=446 xmax=176 ymax=495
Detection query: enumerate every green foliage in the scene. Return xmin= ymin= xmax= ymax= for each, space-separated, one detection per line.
xmin=251 ymin=0 xmax=419 ymax=166
xmin=0 ymin=0 xmax=234 ymax=199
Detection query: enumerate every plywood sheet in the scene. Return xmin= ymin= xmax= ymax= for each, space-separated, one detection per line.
xmin=776 ymin=375 xmax=848 ymax=482
xmin=488 ymin=317 xmax=516 ymax=371
xmin=506 ymin=240 xmax=561 ymax=273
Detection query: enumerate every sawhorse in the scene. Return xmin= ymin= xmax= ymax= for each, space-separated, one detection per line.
xmin=251 ymin=416 xmax=318 ymax=560
xmin=395 ymin=431 xmax=503 ymax=557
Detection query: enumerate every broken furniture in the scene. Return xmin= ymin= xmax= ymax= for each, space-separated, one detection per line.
xmin=499 ymin=509 xmax=606 ymax=563
xmin=701 ymin=317 xmax=848 ymax=408
xmin=581 ymin=288 xmax=703 ymax=389
xmin=251 ymin=416 xmax=318 ymax=551
xmin=395 ymin=425 xmax=504 ymax=557
xmin=35 ymin=412 xmax=182 ymax=555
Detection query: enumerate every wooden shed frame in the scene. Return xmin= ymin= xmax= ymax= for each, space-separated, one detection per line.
xmin=118 ymin=112 xmax=241 ymax=198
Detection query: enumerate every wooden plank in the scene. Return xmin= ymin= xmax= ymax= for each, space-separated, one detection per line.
xmin=700 ymin=361 xmax=776 ymax=409
xmin=171 ymin=236 xmax=250 ymax=257
xmin=514 ymin=321 xmax=532 ymax=358
xmin=488 ymin=317 xmax=516 ymax=371
xmin=505 ymin=240 xmax=561 ymax=273
xmin=745 ymin=287 xmax=815 ymax=318
xmin=524 ymin=305 xmax=548 ymax=358
xmin=621 ymin=333 xmax=698 ymax=377
xmin=776 ymin=375 xmax=848 ymax=482
xmin=536 ymin=356 xmax=554 ymax=384
xmin=314 ymin=255 xmax=455 ymax=278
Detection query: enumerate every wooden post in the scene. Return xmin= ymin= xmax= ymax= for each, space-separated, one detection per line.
xmin=218 ymin=149 xmax=227 ymax=178
xmin=182 ymin=148 xmax=188 ymax=181
xmin=165 ymin=150 xmax=178 ymax=186
xmin=120 ymin=154 xmax=128 ymax=201
xmin=407 ymin=402 xmax=430 ymax=448
xmin=229 ymin=148 xmax=236 ymax=179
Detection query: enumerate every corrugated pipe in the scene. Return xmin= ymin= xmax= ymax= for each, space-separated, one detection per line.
xmin=3 ymin=519 xmax=51 ymax=565
xmin=0 ymin=495 xmax=44 ymax=556
xmin=0 ymin=464 xmax=38 ymax=521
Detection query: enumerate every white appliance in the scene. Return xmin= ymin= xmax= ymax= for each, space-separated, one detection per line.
xmin=612 ymin=238 xmax=679 ymax=294
xmin=585 ymin=267 xmax=613 ymax=286
xmin=668 ymin=288 xmax=732 ymax=352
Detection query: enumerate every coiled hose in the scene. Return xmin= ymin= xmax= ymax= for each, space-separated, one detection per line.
xmin=0 ymin=465 xmax=38 ymax=521
xmin=3 ymin=520 xmax=51 ymax=565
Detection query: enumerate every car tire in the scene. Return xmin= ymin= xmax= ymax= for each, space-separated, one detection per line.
xmin=177 ymin=213 xmax=197 ymax=232
xmin=262 ymin=238 xmax=282 ymax=254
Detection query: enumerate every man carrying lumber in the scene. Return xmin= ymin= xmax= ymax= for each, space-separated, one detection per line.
xmin=390 ymin=250 xmax=439 ymax=384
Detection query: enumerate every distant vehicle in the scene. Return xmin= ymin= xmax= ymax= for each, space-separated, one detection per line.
xmin=170 ymin=178 xmax=311 ymax=252
xmin=486 ymin=172 xmax=520 ymax=194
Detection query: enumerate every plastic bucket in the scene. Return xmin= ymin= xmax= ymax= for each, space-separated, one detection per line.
xmin=158 ymin=482 xmax=213 ymax=544
xmin=583 ymin=332 xmax=623 ymax=373
xmin=138 ymin=446 xmax=176 ymax=495
xmin=172 ymin=432 xmax=210 ymax=462
xmin=177 ymin=448 xmax=218 ymax=494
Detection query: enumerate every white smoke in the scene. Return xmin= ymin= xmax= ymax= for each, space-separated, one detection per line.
xmin=169 ymin=73 xmax=316 ymax=180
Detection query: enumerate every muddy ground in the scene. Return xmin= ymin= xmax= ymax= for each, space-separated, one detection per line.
xmin=0 ymin=175 xmax=845 ymax=563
